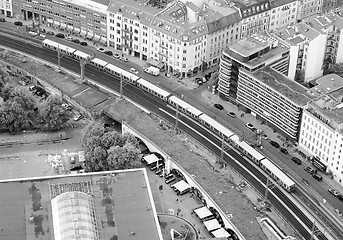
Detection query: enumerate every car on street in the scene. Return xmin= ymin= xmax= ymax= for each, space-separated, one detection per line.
xmin=80 ymin=41 xmax=87 ymax=46
xmin=14 ymin=21 xmax=23 ymax=26
xmin=301 ymin=178 xmax=309 ymax=186
xmin=104 ymin=51 xmax=113 ymax=56
xmin=113 ymin=53 xmax=120 ymax=59
xmin=312 ymin=174 xmax=323 ymax=181
xmin=70 ymin=165 xmax=82 ymax=171
xmin=55 ymin=33 xmax=65 ymax=39
xmin=227 ymin=112 xmax=236 ymax=118
xmin=130 ymin=68 xmax=138 ymax=74
xmin=270 ymin=140 xmax=280 ymax=148
xmin=214 ymin=104 xmax=224 ymax=110
xmin=251 ymin=127 xmax=258 ymax=132
xmin=262 ymin=134 xmax=268 ymax=140
xmin=280 ymin=148 xmax=288 ymax=155
xmin=328 ymin=188 xmax=340 ymax=197
xmin=72 ymin=39 xmax=80 ymax=44
xmin=291 ymin=157 xmax=302 ymax=165
xmin=245 ymin=123 xmax=254 ymax=129
xmin=73 ymin=113 xmax=84 ymax=121
xmin=120 ymin=56 xmax=128 ymax=62
xmin=66 ymin=36 xmax=73 ymax=41
xmin=46 ymin=31 xmax=54 ymax=36
xmin=97 ymin=47 xmax=105 ymax=53
xmin=0 ymin=18 xmax=6 ymax=22
xmin=304 ymin=166 xmax=315 ymax=174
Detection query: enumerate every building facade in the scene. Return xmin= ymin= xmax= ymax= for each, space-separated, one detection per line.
xmin=299 ymin=74 xmax=343 ymax=185
xmin=236 ymin=0 xmax=271 ymax=39
xmin=273 ymin=22 xmax=327 ymax=82
xmin=298 ymin=0 xmax=323 ymax=20
xmin=0 ymin=0 xmax=12 ymax=17
xmin=269 ymin=0 xmax=299 ymax=32
xmin=12 ymin=0 xmax=108 ymax=44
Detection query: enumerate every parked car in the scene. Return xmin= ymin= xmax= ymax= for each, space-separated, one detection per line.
xmin=227 ymin=112 xmax=236 ymax=118
xmin=14 ymin=21 xmax=23 ymax=26
xmin=72 ymin=39 xmax=80 ymax=44
xmin=304 ymin=166 xmax=315 ymax=174
xmin=28 ymin=31 xmax=38 ymax=36
xmin=214 ymin=104 xmax=224 ymax=110
xmin=280 ymin=148 xmax=288 ymax=155
xmin=245 ymin=123 xmax=254 ymax=129
xmin=291 ymin=157 xmax=302 ymax=165
xmin=66 ymin=36 xmax=73 ymax=41
xmin=130 ymin=68 xmax=138 ymax=74
xmin=97 ymin=47 xmax=106 ymax=53
xmin=0 ymin=18 xmax=6 ymax=22
xmin=270 ymin=141 xmax=280 ymax=148
xmin=70 ymin=165 xmax=83 ymax=171
xmin=80 ymin=42 xmax=87 ymax=46
xmin=312 ymin=174 xmax=323 ymax=181
xmin=29 ymin=85 xmax=37 ymax=91
xmin=120 ymin=56 xmax=128 ymax=62
xmin=328 ymin=188 xmax=340 ymax=197
xmin=262 ymin=134 xmax=268 ymax=140
xmin=104 ymin=51 xmax=113 ymax=56
xmin=46 ymin=31 xmax=54 ymax=36
xmin=73 ymin=113 xmax=84 ymax=121
xmin=165 ymin=177 xmax=176 ymax=184
xmin=55 ymin=33 xmax=65 ymax=39
xmin=113 ymin=53 xmax=120 ymax=59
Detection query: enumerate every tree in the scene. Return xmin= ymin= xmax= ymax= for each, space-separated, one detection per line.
xmin=0 ymin=100 xmax=32 ymax=132
xmin=2 ymin=85 xmax=36 ymax=111
xmin=0 ymin=66 xmax=10 ymax=90
xmin=294 ymin=70 xmax=305 ymax=84
xmin=329 ymin=63 xmax=343 ymax=77
xmin=39 ymin=96 xmax=72 ymax=131
xmin=81 ymin=122 xmax=141 ymax=172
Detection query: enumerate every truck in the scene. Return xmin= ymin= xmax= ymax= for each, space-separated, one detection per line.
xmin=144 ymin=66 xmax=160 ymax=76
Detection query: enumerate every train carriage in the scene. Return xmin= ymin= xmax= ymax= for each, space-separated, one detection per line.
xmin=168 ymin=96 xmax=203 ymax=119
xmin=122 ymin=70 xmax=140 ymax=84
xmin=73 ymin=50 xmax=91 ymax=60
xmin=90 ymin=58 xmax=108 ymax=70
xmin=42 ymin=39 xmax=76 ymax=56
xmin=199 ymin=114 xmax=234 ymax=142
xmin=136 ymin=79 xmax=171 ymax=101
xmin=260 ymin=158 xmax=295 ymax=192
xmin=230 ymin=135 xmax=265 ymax=164
xmin=104 ymin=63 xmax=122 ymax=78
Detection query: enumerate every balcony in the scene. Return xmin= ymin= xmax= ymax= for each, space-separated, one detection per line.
xmin=122 ymin=35 xmax=132 ymax=41
xmin=122 ymin=28 xmax=133 ymax=34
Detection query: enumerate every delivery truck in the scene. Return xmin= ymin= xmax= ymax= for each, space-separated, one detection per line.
xmin=144 ymin=66 xmax=160 ymax=76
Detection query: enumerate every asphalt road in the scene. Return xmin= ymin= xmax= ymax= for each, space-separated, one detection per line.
xmin=0 ymin=34 xmax=337 ymax=240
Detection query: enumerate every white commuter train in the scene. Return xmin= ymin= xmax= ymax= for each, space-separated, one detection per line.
xmin=42 ymin=39 xmax=296 ymax=192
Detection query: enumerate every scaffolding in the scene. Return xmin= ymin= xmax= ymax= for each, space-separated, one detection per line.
xmin=49 ymin=181 xmax=93 ymax=199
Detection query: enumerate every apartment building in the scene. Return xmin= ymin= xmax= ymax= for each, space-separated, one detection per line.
xmin=235 ymin=0 xmax=271 ymax=39
xmin=269 ymin=0 xmax=299 ymax=32
xmin=218 ymin=32 xmax=311 ymax=139
xmin=299 ymin=74 xmax=343 ymax=185
xmin=218 ymin=33 xmax=289 ymax=101
xmin=321 ymin=0 xmax=337 ymax=13
xmin=0 ymin=0 xmax=12 ymax=17
xmin=298 ymin=0 xmax=323 ymax=20
xmin=273 ymin=22 xmax=327 ymax=82
xmin=13 ymin=0 xmax=109 ymax=44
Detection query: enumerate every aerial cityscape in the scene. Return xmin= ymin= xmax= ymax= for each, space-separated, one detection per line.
xmin=1 ymin=0 xmax=343 ymax=239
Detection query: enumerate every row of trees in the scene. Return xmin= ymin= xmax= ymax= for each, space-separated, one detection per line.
xmin=81 ymin=123 xmax=141 ymax=172
xmin=0 ymin=66 xmax=72 ymax=132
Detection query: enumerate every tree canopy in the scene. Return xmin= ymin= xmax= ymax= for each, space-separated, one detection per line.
xmin=39 ymin=96 xmax=72 ymax=131
xmin=81 ymin=122 xmax=141 ymax=172
xmin=328 ymin=63 xmax=343 ymax=77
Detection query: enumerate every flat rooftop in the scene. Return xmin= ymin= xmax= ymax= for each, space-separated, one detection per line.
xmin=228 ymin=33 xmax=289 ymax=68
xmin=0 ymin=169 xmax=162 ymax=240
xmin=307 ymin=74 xmax=343 ymax=125
xmin=252 ymin=66 xmax=316 ymax=107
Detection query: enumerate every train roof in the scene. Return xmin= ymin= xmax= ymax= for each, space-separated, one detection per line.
xmin=137 ymin=79 xmax=171 ymax=98
xmin=168 ymin=96 xmax=203 ymax=117
xmin=74 ymin=50 xmax=91 ymax=59
xmin=199 ymin=114 xmax=234 ymax=138
xmin=260 ymin=159 xmax=295 ymax=188
xmin=42 ymin=39 xmax=76 ymax=54
xmin=230 ymin=135 xmax=265 ymax=161
xmin=91 ymin=58 xmax=108 ymax=67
